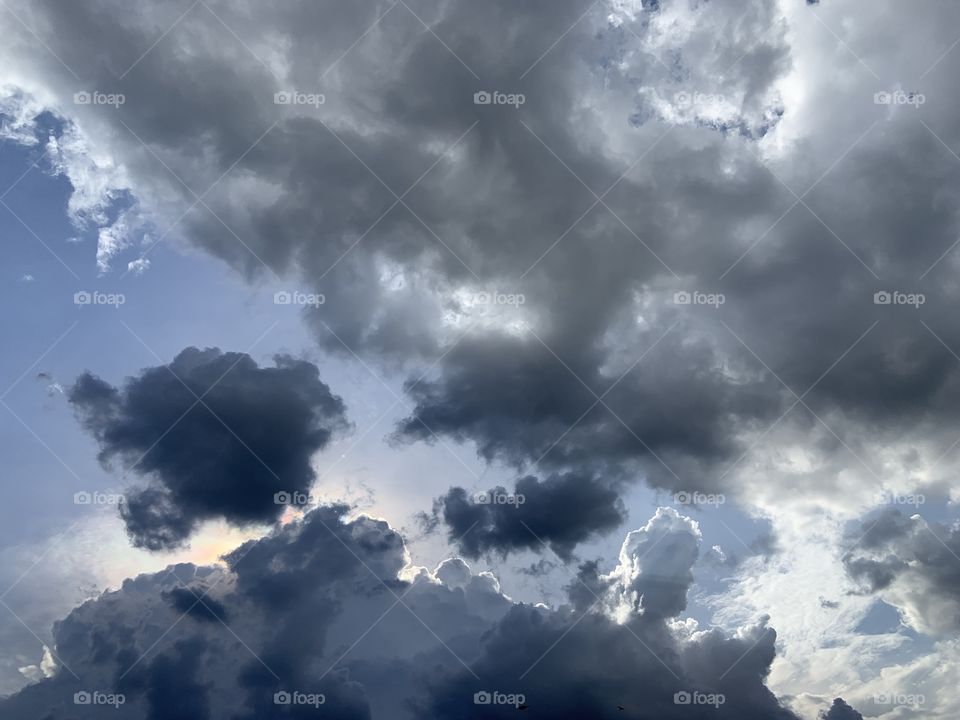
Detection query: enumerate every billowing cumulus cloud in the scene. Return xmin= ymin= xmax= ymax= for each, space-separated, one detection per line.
xmin=3 ymin=0 xmax=960 ymax=715
xmin=0 ymin=505 xmax=828 ymax=719
xmin=68 ymin=347 xmax=349 ymax=549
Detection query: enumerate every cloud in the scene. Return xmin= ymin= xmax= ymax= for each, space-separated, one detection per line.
xmin=820 ymin=698 xmax=864 ymax=719
xmin=432 ymin=473 xmax=627 ymax=560
xmin=843 ymin=508 xmax=960 ymax=635
xmin=0 ymin=505 xmax=831 ymax=719
xmin=68 ymin=347 xmax=349 ymax=549
xmin=11 ymin=0 xmax=960 ymax=571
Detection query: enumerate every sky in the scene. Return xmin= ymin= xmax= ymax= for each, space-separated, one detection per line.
xmin=1 ymin=0 xmax=960 ymax=718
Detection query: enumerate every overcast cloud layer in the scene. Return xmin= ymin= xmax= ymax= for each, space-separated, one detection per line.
xmin=3 ymin=0 xmax=960 ymax=717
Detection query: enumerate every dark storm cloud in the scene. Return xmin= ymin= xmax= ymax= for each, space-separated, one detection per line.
xmin=16 ymin=0 xmax=960 ymax=558
xmin=0 ymin=505 xmax=823 ymax=719
xmin=395 ymin=332 xmax=781 ymax=487
xmin=163 ymin=588 xmax=229 ymax=624
xmin=433 ymin=473 xmax=627 ymax=560
xmin=843 ymin=508 xmax=960 ymax=631
xmin=820 ymin=698 xmax=864 ymax=720
xmin=69 ymin=347 xmax=349 ymax=549
xmin=420 ymin=607 xmax=797 ymax=719
xmin=118 ymin=637 xmax=213 ymax=720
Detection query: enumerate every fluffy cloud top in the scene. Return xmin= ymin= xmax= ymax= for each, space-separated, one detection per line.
xmin=0 ymin=505 xmax=840 ymax=719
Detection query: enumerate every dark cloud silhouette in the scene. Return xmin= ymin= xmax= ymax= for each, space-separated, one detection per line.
xmin=433 ymin=474 xmax=627 ymax=560
xmin=820 ymin=698 xmax=864 ymax=719
xmin=69 ymin=347 xmax=349 ymax=549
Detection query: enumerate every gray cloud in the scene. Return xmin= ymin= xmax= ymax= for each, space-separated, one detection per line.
xmin=69 ymin=347 xmax=349 ymax=549
xmin=843 ymin=508 xmax=960 ymax=632
xmin=432 ymin=473 xmax=627 ymax=560
xmin=12 ymin=1 xmax=960 ymax=501
xmin=821 ymin=698 xmax=865 ymax=720
xmin=0 ymin=506 xmax=831 ymax=719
